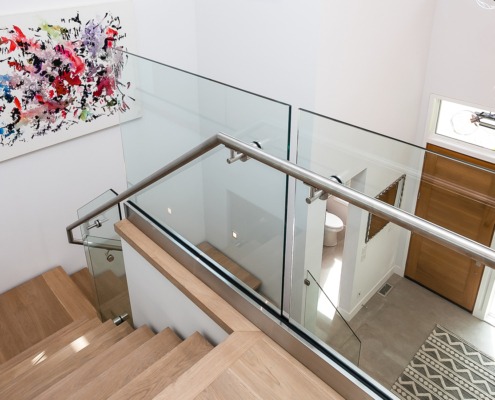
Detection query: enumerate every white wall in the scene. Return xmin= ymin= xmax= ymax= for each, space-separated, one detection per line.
xmin=130 ymin=0 xmax=198 ymax=72
xmin=417 ymin=0 xmax=495 ymax=146
xmin=6 ymin=0 xmax=494 ymax=304
xmin=0 ymin=0 xmax=200 ymax=294
xmin=195 ymin=0 xmax=321 ymax=111
xmin=122 ymin=240 xmax=228 ymax=344
xmin=314 ymin=1 xmax=437 ymax=143
xmin=193 ymin=0 xmax=437 ymax=145
xmin=0 ymin=126 xmax=127 ymax=294
xmin=0 ymin=1 xmax=130 ymax=294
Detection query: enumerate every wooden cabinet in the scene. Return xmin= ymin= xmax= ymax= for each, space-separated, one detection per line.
xmin=405 ymin=144 xmax=495 ymax=311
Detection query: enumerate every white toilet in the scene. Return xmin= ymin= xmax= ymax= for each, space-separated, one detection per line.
xmin=324 ymin=212 xmax=344 ymax=247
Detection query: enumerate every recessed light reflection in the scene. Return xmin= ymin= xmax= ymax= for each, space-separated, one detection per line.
xmin=31 ymin=351 xmax=47 ymax=365
xmin=70 ymin=336 xmax=90 ymax=353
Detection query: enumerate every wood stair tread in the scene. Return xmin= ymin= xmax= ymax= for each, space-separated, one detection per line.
xmin=0 ymin=318 xmax=101 ymax=383
xmin=155 ymin=333 xmax=343 ymax=400
xmin=0 ymin=320 xmax=133 ymax=399
xmin=34 ymin=325 xmax=154 ymax=400
xmin=107 ymin=331 xmax=213 ymax=400
xmin=69 ymin=327 xmax=182 ymax=400
xmin=154 ymin=331 xmax=263 ymax=399
xmin=42 ymin=266 xmax=97 ymax=321
xmin=71 ymin=267 xmax=132 ymax=323
xmin=0 ymin=319 xmax=114 ymax=392
xmin=70 ymin=268 xmax=98 ymax=309
xmin=197 ymin=242 xmax=262 ymax=291
xmin=94 ymin=269 xmax=128 ymax=304
xmin=100 ymin=290 xmax=132 ymax=322
xmin=0 ymin=271 xmax=76 ymax=363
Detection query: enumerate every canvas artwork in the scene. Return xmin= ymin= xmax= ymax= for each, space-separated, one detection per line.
xmin=0 ymin=2 xmax=135 ymax=162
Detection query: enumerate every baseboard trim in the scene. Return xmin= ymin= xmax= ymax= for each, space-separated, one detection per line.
xmin=339 ymin=265 xmax=398 ymax=321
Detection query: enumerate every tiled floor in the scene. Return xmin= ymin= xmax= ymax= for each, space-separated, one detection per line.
xmin=318 ymin=240 xmax=495 ymax=389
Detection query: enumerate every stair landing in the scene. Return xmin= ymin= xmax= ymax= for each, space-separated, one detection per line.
xmin=0 ymin=266 xmax=96 ymax=363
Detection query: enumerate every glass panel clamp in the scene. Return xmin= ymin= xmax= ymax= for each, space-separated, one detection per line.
xmin=226 ymin=141 xmax=262 ymax=164
xmin=306 ymin=185 xmax=329 ymax=204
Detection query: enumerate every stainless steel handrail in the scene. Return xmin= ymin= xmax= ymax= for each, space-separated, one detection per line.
xmin=83 ymin=239 xmax=123 ymax=252
xmin=66 ymin=135 xmax=219 ymax=245
xmin=67 ymin=132 xmax=495 ymax=269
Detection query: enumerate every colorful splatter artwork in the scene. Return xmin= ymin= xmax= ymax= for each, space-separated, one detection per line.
xmin=0 ymin=9 xmax=132 ymax=150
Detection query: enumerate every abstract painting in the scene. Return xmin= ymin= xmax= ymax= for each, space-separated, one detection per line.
xmin=0 ymin=2 xmax=135 ymax=162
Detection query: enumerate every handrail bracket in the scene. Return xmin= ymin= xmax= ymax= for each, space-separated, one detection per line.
xmin=306 ymin=186 xmax=329 ymax=204
xmin=226 ymin=148 xmax=250 ymax=164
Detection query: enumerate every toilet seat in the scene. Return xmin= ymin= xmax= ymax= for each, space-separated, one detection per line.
xmin=325 ymin=212 xmax=344 ymax=230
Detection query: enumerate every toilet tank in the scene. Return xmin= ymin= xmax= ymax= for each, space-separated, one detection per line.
xmin=326 ymin=196 xmax=348 ymax=226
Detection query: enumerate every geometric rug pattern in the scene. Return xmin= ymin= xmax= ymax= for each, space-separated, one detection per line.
xmin=391 ymin=325 xmax=495 ymax=400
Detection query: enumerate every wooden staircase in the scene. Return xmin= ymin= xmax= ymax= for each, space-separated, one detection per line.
xmin=0 ymin=260 xmax=344 ymax=399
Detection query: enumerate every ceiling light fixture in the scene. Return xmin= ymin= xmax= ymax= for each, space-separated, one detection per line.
xmin=475 ymin=0 xmax=495 ymax=10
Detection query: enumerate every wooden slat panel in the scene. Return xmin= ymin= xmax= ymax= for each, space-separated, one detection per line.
xmin=42 ymin=266 xmax=97 ymax=321
xmin=34 ymin=325 xmax=153 ymax=400
xmin=406 ymin=145 xmax=495 ymax=310
xmin=108 ymin=332 xmax=212 ymax=400
xmin=69 ymin=327 xmax=182 ymax=400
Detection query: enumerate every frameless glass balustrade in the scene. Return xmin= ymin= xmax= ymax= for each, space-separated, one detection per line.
xmin=292 ymin=109 xmax=495 ymax=391
xmin=83 ymin=236 xmax=131 ymax=324
xmin=77 ymin=190 xmax=131 ymax=323
xmin=304 ymin=270 xmax=361 ymax=366
xmin=116 ymin=50 xmax=291 ymax=313
xmin=101 ymin=49 xmax=495 ymax=395
xmin=130 ymin=146 xmax=287 ymax=312
xmin=117 ymin=50 xmax=291 ymax=186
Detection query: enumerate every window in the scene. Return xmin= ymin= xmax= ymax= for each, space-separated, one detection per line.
xmin=433 ymin=98 xmax=495 ymax=151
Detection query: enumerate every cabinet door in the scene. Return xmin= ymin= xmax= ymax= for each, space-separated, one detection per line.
xmin=405 ymin=145 xmax=495 ymax=311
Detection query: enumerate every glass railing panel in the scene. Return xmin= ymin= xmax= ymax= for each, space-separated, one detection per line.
xmin=117 ymin=51 xmax=291 ymax=186
xmin=304 ymin=271 xmax=361 ymax=365
xmin=292 ymin=108 xmax=495 ymax=394
xmin=131 ymin=145 xmax=287 ymax=312
xmin=83 ymin=236 xmax=131 ymax=324
xmin=296 ymin=108 xmax=495 ymax=247
xmin=77 ymin=190 xmax=129 ymax=322
xmin=77 ymin=189 xmax=121 ymax=240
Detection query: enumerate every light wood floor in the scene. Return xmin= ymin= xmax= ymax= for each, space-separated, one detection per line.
xmin=0 ymin=220 xmax=346 ymax=399
xmin=0 ymin=266 xmax=96 ymax=363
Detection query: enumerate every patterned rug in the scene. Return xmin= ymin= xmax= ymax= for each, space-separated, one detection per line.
xmin=391 ymin=325 xmax=495 ymax=400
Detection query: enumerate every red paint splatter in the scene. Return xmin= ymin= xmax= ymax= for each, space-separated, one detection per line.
xmin=94 ymin=76 xmax=115 ymax=97
xmin=52 ymin=72 xmax=82 ymax=96
xmin=14 ymin=97 xmax=21 ymax=109
xmin=54 ymin=44 xmax=85 ymax=75
xmin=0 ymin=37 xmax=17 ymax=52
xmin=7 ymin=61 xmax=24 ymax=71
xmin=106 ymin=27 xmax=118 ymax=48
xmin=12 ymin=26 xmax=26 ymax=40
